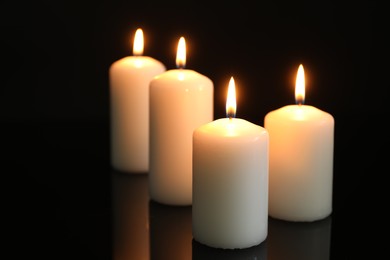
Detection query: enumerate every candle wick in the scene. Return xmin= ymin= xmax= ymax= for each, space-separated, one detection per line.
xmin=226 ymin=109 xmax=236 ymax=119
xmin=296 ymin=97 xmax=304 ymax=106
xmin=177 ymin=64 xmax=185 ymax=69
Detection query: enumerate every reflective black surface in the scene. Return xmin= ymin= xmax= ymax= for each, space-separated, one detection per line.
xmin=3 ymin=119 xmax=387 ymax=259
xmin=112 ymin=171 xmax=332 ymax=260
xmin=267 ymin=215 xmax=331 ymax=260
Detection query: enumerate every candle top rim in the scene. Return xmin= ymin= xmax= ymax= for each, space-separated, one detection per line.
xmin=113 ymin=55 xmax=162 ymax=63
xmin=152 ymin=68 xmax=212 ymax=82
xmin=277 ymin=104 xmax=331 ymax=113
xmin=195 ymin=118 xmax=268 ymax=139
xmin=111 ymin=56 xmax=166 ymax=68
xmin=266 ymin=104 xmax=334 ymax=122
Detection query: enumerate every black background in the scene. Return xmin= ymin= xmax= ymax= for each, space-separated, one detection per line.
xmin=1 ymin=1 xmax=387 ymax=259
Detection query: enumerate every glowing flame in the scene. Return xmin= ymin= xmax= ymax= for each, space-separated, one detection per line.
xmin=295 ymin=64 xmax=305 ymax=105
xmin=176 ymin=37 xmax=186 ymax=69
xmin=226 ymin=77 xmax=237 ymax=119
xmin=133 ymin=28 xmax=144 ymax=56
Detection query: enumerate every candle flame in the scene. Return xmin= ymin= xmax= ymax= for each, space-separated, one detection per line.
xmin=226 ymin=77 xmax=237 ymax=119
xmin=295 ymin=64 xmax=305 ymax=105
xmin=176 ymin=37 xmax=186 ymax=69
xmin=133 ymin=28 xmax=144 ymax=56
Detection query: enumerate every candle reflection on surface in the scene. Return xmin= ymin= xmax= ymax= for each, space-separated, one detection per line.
xmin=111 ymin=171 xmax=150 ymax=260
xmin=267 ymin=216 xmax=332 ymax=260
xmin=192 ymin=239 xmax=267 ymax=260
xmin=149 ymin=201 xmax=192 ymax=260
xmin=111 ymin=170 xmax=331 ymax=260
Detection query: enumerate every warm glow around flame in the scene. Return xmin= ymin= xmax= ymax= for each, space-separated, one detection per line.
xmin=295 ymin=64 xmax=305 ymax=105
xmin=226 ymin=77 xmax=237 ymax=119
xmin=133 ymin=28 xmax=144 ymax=56
xmin=176 ymin=37 xmax=186 ymax=69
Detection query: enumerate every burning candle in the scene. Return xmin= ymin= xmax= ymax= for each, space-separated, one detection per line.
xmin=110 ymin=28 xmax=166 ymax=173
xmin=264 ymin=64 xmax=335 ymax=222
xmin=192 ymin=77 xmax=269 ymax=249
xmin=149 ymin=37 xmax=214 ymax=206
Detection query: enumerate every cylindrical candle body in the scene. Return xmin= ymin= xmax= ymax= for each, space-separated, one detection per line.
xmin=264 ymin=105 xmax=334 ymax=222
xmin=110 ymin=56 xmax=165 ymax=173
xmin=149 ymin=69 xmax=213 ymax=205
xmin=192 ymin=118 xmax=269 ymax=249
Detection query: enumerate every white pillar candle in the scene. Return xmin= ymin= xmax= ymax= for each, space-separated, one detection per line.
xmin=192 ymin=77 xmax=269 ymax=249
xmin=149 ymin=37 xmax=213 ymax=206
xmin=264 ymin=64 xmax=335 ymax=222
xmin=110 ymin=28 xmax=166 ymax=173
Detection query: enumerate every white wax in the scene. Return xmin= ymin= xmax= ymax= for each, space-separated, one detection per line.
xmin=264 ymin=104 xmax=335 ymax=222
xmin=149 ymin=69 xmax=213 ymax=206
xmin=110 ymin=56 xmax=166 ymax=173
xmin=192 ymin=118 xmax=269 ymax=249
